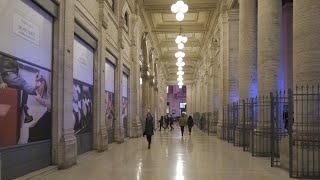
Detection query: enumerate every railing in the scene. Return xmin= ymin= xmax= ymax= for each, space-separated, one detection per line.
xmin=215 ymin=85 xmax=320 ymax=179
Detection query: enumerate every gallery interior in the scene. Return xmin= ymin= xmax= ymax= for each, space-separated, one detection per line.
xmin=0 ymin=0 xmax=319 ymax=179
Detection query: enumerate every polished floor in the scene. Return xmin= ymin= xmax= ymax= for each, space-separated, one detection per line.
xmin=42 ymin=124 xmax=296 ymax=180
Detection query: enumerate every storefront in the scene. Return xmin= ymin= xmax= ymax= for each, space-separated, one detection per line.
xmin=0 ymin=0 xmax=56 ymax=179
xmin=105 ymin=51 xmax=116 ymax=143
xmin=73 ymin=24 xmax=96 ymax=155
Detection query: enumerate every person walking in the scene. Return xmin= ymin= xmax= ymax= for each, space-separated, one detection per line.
xmin=164 ymin=115 xmax=169 ymax=129
xmin=169 ymin=115 xmax=174 ymax=131
xmin=143 ymin=112 xmax=154 ymax=149
xmin=179 ymin=113 xmax=187 ymax=136
xmin=159 ymin=116 xmax=165 ymax=131
xmin=187 ymin=115 xmax=194 ymax=135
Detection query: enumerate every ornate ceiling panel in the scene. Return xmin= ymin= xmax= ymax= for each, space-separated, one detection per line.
xmin=141 ymin=0 xmax=219 ymax=82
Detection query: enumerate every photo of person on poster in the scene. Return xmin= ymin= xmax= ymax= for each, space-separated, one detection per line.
xmin=72 ymin=81 xmax=93 ymax=134
xmin=121 ymin=97 xmax=128 ymax=126
xmin=0 ymin=54 xmax=52 ymax=147
xmin=105 ymin=91 xmax=115 ymax=129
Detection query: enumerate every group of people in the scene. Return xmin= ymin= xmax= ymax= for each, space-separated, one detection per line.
xmin=143 ymin=112 xmax=194 ymax=149
xmin=158 ymin=114 xmax=174 ymax=131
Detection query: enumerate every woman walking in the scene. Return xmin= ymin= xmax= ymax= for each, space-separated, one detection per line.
xmin=179 ymin=113 xmax=187 ymax=136
xmin=144 ymin=112 xmax=154 ymax=149
xmin=187 ymin=115 xmax=194 ymax=135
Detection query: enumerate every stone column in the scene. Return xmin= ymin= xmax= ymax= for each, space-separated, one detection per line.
xmin=141 ymin=66 xmax=149 ymax=131
xmin=129 ymin=16 xmax=142 ymax=138
xmin=186 ymin=85 xmax=192 ymax=116
xmin=257 ymin=0 xmax=282 ymax=127
xmin=52 ymin=0 xmax=77 ymax=168
xmin=293 ymin=1 xmax=320 ymax=133
xmin=93 ymin=1 xmax=109 ymax=151
xmin=207 ymin=61 xmax=215 ymax=134
xmin=216 ymin=9 xmax=239 ymax=139
xmin=254 ymin=0 xmax=282 ymax=153
xmin=236 ymin=0 xmax=257 ymax=144
xmin=114 ymin=18 xmax=125 ymax=143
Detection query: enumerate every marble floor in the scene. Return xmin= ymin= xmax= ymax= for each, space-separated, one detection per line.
xmin=42 ymin=125 xmax=297 ymax=180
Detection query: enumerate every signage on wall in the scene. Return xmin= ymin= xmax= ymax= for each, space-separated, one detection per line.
xmin=0 ymin=0 xmax=53 ymax=70
xmin=73 ymin=36 xmax=94 ymax=85
xmin=13 ymin=13 xmax=40 ymax=46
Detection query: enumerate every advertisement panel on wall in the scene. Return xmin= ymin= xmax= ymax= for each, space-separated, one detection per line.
xmin=105 ymin=62 xmax=115 ymax=130
xmin=0 ymin=0 xmax=53 ymax=148
xmin=0 ymin=0 xmax=53 ymax=70
xmin=122 ymin=74 xmax=128 ymax=127
xmin=73 ymin=37 xmax=94 ymax=134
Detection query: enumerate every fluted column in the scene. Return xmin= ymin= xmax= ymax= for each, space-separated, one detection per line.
xmin=257 ymin=0 xmax=282 ymax=128
xmin=293 ymin=0 xmax=320 ymax=133
xmin=236 ymin=0 xmax=257 ymax=144
xmin=239 ymin=0 xmax=257 ymax=100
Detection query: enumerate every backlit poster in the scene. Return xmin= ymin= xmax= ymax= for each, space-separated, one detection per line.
xmin=105 ymin=62 xmax=115 ymax=130
xmin=0 ymin=0 xmax=53 ymax=148
xmin=0 ymin=0 xmax=53 ymax=70
xmin=0 ymin=55 xmax=52 ymax=147
xmin=73 ymin=37 xmax=94 ymax=134
xmin=122 ymin=74 xmax=128 ymax=127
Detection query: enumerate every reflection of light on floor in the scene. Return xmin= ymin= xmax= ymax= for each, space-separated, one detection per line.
xmin=137 ymin=161 xmax=142 ymax=180
xmin=175 ymin=155 xmax=184 ymax=180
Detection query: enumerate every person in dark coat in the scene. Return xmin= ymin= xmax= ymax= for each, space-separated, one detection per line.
xmin=169 ymin=115 xmax=174 ymax=131
xmin=159 ymin=116 xmax=165 ymax=131
xmin=144 ymin=112 xmax=154 ymax=149
xmin=187 ymin=115 xmax=194 ymax=135
xmin=164 ymin=115 xmax=169 ymax=129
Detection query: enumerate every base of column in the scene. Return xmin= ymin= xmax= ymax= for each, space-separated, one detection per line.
xmin=96 ymin=128 xmax=108 ymax=152
xmin=216 ymin=125 xmax=225 ymax=139
xmin=280 ymin=137 xmax=289 ymax=170
xmin=251 ymin=132 xmax=271 ymax=157
xmin=208 ymin=122 xmax=217 ymax=135
xmin=58 ymin=134 xmax=77 ymax=169
xmin=234 ymin=125 xmax=250 ymax=147
xmin=114 ymin=126 xmax=125 ymax=143
xmin=130 ymin=117 xmax=142 ymax=138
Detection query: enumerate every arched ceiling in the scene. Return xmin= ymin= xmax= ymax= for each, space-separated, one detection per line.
xmin=141 ymin=0 xmax=220 ymax=85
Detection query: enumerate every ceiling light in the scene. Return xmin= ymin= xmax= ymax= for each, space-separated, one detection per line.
xmin=178 ymin=43 xmax=184 ymax=50
xmin=179 ymin=85 xmax=183 ymax=88
xmin=177 ymin=57 xmax=183 ymax=62
xmin=177 ymin=71 xmax=184 ymax=76
xmin=178 ymin=81 xmax=183 ymax=86
xmin=171 ymin=3 xmax=179 ymax=13
xmin=182 ymin=36 xmax=188 ymax=43
xmin=181 ymin=3 xmax=189 ymax=13
xmin=176 ymin=12 xmax=184 ymax=21
xmin=177 ymin=76 xmax=183 ymax=81
xmin=178 ymin=66 xmax=183 ymax=71
xmin=180 ymin=62 xmax=185 ymax=66
xmin=178 ymin=75 xmax=183 ymax=79
xmin=175 ymin=35 xmax=183 ymax=44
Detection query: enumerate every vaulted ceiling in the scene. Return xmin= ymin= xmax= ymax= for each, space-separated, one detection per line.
xmin=141 ymin=0 xmax=220 ymax=84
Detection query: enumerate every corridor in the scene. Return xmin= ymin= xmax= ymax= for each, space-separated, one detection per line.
xmin=41 ymin=125 xmax=293 ymax=180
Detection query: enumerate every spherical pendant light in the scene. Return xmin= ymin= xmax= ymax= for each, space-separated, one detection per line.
xmin=181 ymin=3 xmax=189 ymax=13
xmin=182 ymin=36 xmax=188 ymax=43
xmin=177 ymin=71 xmax=184 ymax=76
xmin=178 ymin=43 xmax=184 ymax=50
xmin=179 ymin=85 xmax=182 ymax=88
xmin=177 ymin=75 xmax=183 ymax=81
xmin=178 ymin=81 xmax=183 ymax=86
xmin=176 ymin=11 xmax=184 ymax=21
xmin=178 ymin=66 xmax=183 ymax=71
xmin=171 ymin=4 xmax=179 ymax=13
xmin=177 ymin=57 xmax=183 ymax=62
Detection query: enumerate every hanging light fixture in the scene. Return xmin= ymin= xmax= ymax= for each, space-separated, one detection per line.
xmin=177 ymin=76 xmax=183 ymax=81
xmin=179 ymin=85 xmax=183 ymax=88
xmin=171 ymin=0 xmax=189 ymax=21
xmin=178 ymin=43 xmax=184 ymax=50
xmin=178 ymin=81 xmax=184 ymax=86
xmin=178 ymin=66 xmax=183 ymax=71
xmin=177 ymin=71 xmax=184 ymax=76
xmin=177 ymin=57 xmax=183 ymax=62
